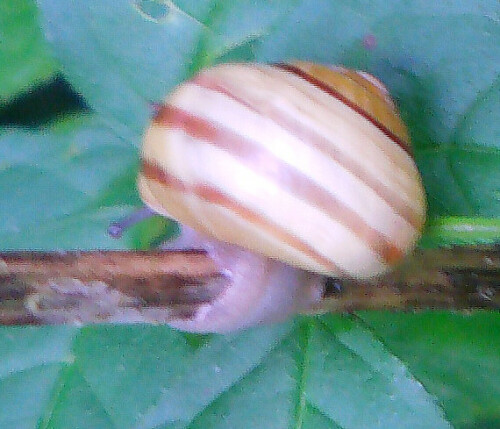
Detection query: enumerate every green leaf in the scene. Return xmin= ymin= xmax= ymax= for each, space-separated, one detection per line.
xmin=0 ymin=115 xmax=144 ymax=250
xmin=0 ymin=326 xmax=77 ymax=429
xmin=361 ymin=311 xmax=500 ymax=428
xmin=0 ymin=0 xmax=58 ymax=102
xmin=1 ymin=316 xmax=499 ymax=428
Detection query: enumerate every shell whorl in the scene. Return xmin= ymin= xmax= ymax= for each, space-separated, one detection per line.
xmin=138 ymin=62 xmax=426 ymax=278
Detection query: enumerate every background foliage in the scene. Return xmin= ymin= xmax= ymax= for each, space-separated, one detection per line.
xmin=0 ymin=0 xmax=499 ymax=427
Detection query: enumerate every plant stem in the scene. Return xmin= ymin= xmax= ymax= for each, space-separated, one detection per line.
xmin=0 ymin=246 xmax=498 ymax=325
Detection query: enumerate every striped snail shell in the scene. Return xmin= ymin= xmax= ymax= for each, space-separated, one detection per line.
xmin=138 ymin=61 xmax=426 ymax=280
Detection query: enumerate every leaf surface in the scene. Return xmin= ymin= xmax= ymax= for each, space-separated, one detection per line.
xmin=0 ymin=0 xmax=57 ymax=102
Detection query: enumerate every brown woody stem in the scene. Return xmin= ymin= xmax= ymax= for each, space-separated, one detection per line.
xmin=0 ymin=246 xmax=498 ymax=325
xmin=317 ymin=246 xmax=500 ymax=313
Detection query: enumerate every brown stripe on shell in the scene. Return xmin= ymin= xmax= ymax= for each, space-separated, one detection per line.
xmin=192 ymin=73 xmax=422 ymax=230
xmin=152 ymin=105 xmax=404 ymax=265
xmin=140 ymin=159 xmax=349 ymax=276
xmin=328 ymin=66 xmax=395 ymax=109
xmin=314 ymin=66 xmax=407 ymax=141
xmin=273 ymin=63 xmax=413 ymax=158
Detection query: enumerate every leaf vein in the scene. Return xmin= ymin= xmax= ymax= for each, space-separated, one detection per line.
xmin=184 ymin=331 xmax=293 ymax=428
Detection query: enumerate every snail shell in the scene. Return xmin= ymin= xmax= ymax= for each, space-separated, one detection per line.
xmin=138 ymin=61 xmax=426 ymax=280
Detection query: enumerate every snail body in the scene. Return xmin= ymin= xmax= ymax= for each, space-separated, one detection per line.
xmin=137 ymin=61 xmax=426 ymax=332
xmin=164 ymin=226 xmax=325 ymax=333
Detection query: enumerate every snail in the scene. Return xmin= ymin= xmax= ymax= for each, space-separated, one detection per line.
xmin=133 ymin=61 xmax=426 ymax=333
